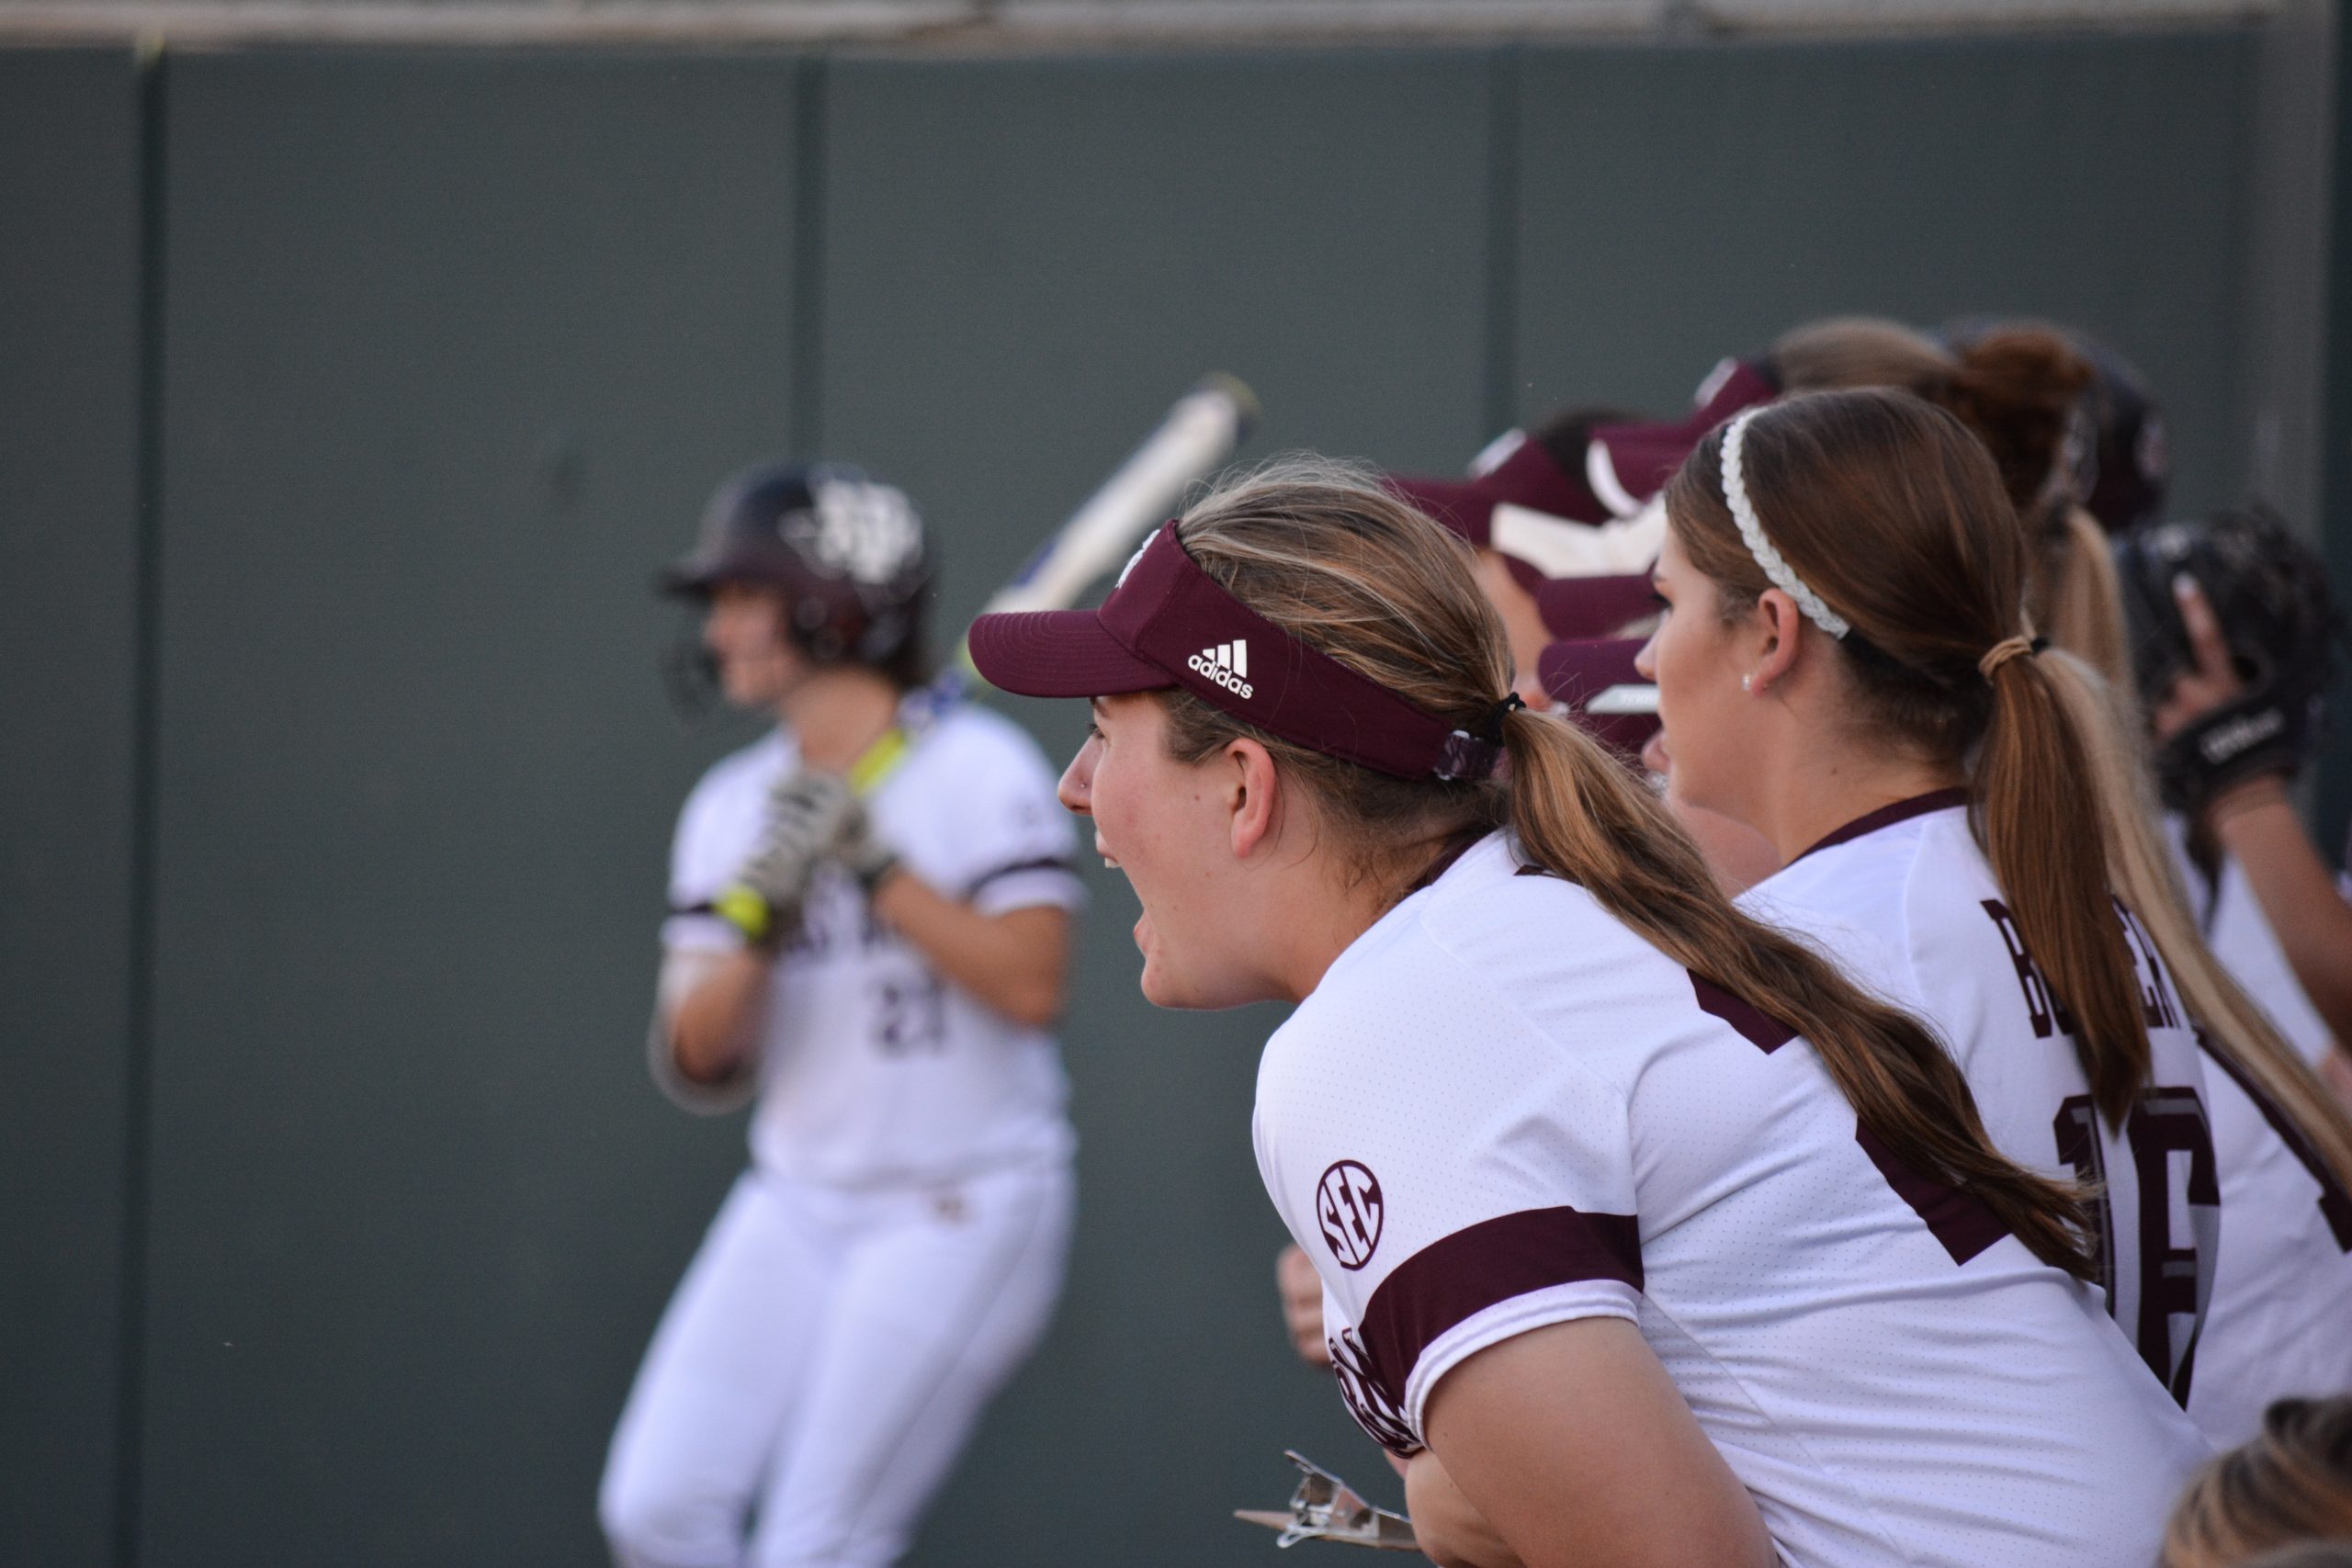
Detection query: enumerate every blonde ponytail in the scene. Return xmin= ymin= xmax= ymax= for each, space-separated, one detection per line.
xmin=2041 ymin=652 xmax=2352 ymax=1196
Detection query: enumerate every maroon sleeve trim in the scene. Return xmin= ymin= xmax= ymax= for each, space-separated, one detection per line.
xmin=1358 ymin=1206 xmax=1642 ymax=1394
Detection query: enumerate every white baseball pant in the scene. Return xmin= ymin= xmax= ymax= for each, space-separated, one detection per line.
xmin=599 ymin=1160 xmax=1073 ymax=1568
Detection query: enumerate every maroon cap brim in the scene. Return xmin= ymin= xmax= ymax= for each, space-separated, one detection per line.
xmin=967 ymin=608 xmax=1171 ymax=699
xmin=1385 ymin=472 xmax=1496 ymax=545
xmin=1586 ymin=358 xmax=1780 ymax=514
xmin=1537 ymin=636 xmax=1659 ymax=759
xmin=1531 ymin=572 xmax=1657 ymax=641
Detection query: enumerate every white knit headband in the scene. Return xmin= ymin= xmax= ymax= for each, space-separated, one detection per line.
xmin=1720 ymin=409 xmax=1850 ymax=640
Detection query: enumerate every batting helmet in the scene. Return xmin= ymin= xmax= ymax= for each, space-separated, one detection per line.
xmin=2114 ymin=502 xmax=2341 ymax=813
xmin=662 ymin=459 xmax=932 ymax=668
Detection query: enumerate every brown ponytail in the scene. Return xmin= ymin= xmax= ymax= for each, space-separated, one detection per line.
xmin=1159 ymin=455 xmax=2098 ymax=1281
xmin=1666 ymin=389 xmax=2154 ymax=1130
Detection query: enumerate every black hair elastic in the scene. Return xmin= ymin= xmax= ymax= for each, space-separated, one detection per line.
xmin=1478 ymin=692 xmax=1528 ymax=745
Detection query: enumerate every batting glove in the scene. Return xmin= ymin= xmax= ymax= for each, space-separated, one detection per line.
xmin=831 ymin=797 xmax=902 ymax=896
xmin=714 ymin=770 xmax=855 ymax=948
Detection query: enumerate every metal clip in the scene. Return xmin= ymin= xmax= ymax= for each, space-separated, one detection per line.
xmin=1234 ymin=1450 xmax=1419 ymax=1551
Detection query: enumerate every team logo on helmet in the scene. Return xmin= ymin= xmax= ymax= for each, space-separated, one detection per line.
xmin=1317 ymin=1160 xmax=1384 ymax=1271
xmin=788 ymin=478 xmax=924 ymax=587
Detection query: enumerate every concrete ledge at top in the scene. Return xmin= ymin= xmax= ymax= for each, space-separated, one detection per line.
xmin=0 ymin=0 xmax=2275 ymax=47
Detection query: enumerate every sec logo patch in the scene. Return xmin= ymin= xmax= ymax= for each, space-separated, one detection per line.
xmin=1317 ymin=1160 xmax=1384 ymax=1271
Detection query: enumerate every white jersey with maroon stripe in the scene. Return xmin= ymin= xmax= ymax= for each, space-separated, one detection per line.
xmin=663 ymin=703 xmax=1082 ymax=1189
xmin=1744 ymin=792 xmax=2219 ymax=1404
xmin=1254 ymin=834 xmax=2210 ymax=1568
xmin=2165 ymin=813 xmax=2334 ymax=1068
xmin=2188 ymin=1041 xmax=2352 ymax=1443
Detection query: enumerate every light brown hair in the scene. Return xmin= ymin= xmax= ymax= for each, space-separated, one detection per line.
xmin=1771 ymin=318 xmax=2127 ymax=688
xmin=1160 ymin=456 xmax=2096 ymax=1279
xmin=2165 ymin=1398 xmax=2352 ymax=1568
xmin=1666 ymin=389 xmax=2154 ymax=1128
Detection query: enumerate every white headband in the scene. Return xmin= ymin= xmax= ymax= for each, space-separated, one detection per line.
xmin=1721 ymin=409 xmax=1850 ymax=640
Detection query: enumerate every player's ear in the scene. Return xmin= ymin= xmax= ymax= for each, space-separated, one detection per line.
xmin=1224 ymin=738 xmax=1281 ymax=859
xmin=1750 ymin=588 xmax=1805 ymax=694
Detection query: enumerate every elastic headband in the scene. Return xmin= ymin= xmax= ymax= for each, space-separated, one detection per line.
xmin=967 ymin=521 xmax=1507 ymax=783
xmin=1721 ymin=409 xmax=1850 ymax=640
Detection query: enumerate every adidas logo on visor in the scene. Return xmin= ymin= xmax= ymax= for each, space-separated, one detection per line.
xmin=1187 ymin=639 xmax=1253 ymax=699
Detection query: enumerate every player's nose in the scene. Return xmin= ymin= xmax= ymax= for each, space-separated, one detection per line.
xmin=1057 ymin=736 xmax=1099 ymax=816
xmin=1633 ymin=629 xmax=1659 ymax=682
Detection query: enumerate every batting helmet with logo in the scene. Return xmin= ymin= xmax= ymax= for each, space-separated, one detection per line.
xmin=662 ymin=459 xmax=933 ymax=668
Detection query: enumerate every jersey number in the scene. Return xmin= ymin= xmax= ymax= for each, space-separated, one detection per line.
xmin=2052 ymin=1089 xmax=2219 ymax=1404
xmin=874 ymin=974 xmax=948 ymax=1055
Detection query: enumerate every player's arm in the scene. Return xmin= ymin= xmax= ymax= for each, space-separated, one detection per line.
xmin=866 ymin=874 xmax=1070 ymax=1029
xmin=661 ymin=947 xmax=774 ymax=1088
xmin=2159 ymin=578 xmax=2352 ymax=1046
xmin=2206 ymin=780 xmax=2352 ymax=1046
xmin=1413 ymin=1318 xmax=1774 ymax=1568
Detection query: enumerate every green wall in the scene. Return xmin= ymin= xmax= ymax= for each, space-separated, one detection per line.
xmin=0 ymin=28 xmax=2318 ymax=1568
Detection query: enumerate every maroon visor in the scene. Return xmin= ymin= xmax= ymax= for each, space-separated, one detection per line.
xmin=1537 ymin=636 xmax=1659 ymax=760
xmin=968 ymin=521 xmax=1504 ymax=782
xmin=1585 ymin=357 xmax=1779 ymax=515
xmin=1385 ymin=431 xmax=1609 ymax=546
xmin=1531 ymin=572 xmax=1657 ymax=642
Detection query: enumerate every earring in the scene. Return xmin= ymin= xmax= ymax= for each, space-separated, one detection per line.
xmin=1741 ymin=672 xmax=1754 ymax=694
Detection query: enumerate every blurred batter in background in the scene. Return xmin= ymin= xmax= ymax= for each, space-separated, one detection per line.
xmin=599 ymin=461 xmax=1084 ymax=1568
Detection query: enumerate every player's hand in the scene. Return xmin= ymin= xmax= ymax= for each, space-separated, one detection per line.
xmin=831 ymin=796 xmax=903 ymax=896
xmin=1275 ymin=1245 xmax=1329 ymax=1366
xmin=2152 ymin=574 xmax=2312 ymax=820
xmin=2149 ymin=575 xmax=2244 ymax=739
xmin=716 ymin=770 xmax=856 ymax=947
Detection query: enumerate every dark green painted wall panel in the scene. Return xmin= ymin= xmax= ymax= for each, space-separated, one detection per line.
xmin=143 ymin=51 xmax=802 ymax=1567
xmin=0 ymin=48 xmax=142 ymax=1568
xmin=1514 ymin=32 xmax=2255 ymax=514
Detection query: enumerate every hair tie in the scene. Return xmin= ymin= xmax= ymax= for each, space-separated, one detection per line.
xmin=1478 ymin=692 xmax=1527 ymax=744
xmin=1434 ymin=693 xmax=1524 ymax=782
xmin=1722 ymin=410 xmax=1850 ymax=640
xmin=1978 ymin=634 xmax=2040 ymax=680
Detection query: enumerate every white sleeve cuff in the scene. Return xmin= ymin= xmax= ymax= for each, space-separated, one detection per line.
xmin=1400 ymin=1279 xmax=1643 ymax=1436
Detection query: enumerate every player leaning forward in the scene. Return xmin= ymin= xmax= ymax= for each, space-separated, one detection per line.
xmin=600 ymin=463 xmax=1082 ymax=1568
xmin=971 ymin=462 xmax=2209 ymax=1568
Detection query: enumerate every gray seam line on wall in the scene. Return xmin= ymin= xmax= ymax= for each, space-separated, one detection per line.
xmin=791 ymin=52 xmax=828 ymax=458
xmin=1485 ymin=43 xmax=1521 ymax=443
xmin=115 ymin=40 xmax=168 ymax=1568
xmin=0 ymin=1 xmax=2279 ymax=50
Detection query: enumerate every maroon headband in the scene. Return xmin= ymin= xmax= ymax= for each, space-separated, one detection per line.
xmin=967 ymin=521 xmax=1506 ymax=782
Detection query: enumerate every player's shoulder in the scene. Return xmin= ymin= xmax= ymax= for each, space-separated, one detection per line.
xmin=1289 ymin=835 xmax=1679 ymax=1081
xmin=911 ymin=704 xmax=1063 ymax=786
xmin=1759 ymin=798 xmax=1991 ymax=950
xmin=679 ymin=729 xmax=791 ymax=823
xmin=1413 ymin=833 xmax=1667 ymax=979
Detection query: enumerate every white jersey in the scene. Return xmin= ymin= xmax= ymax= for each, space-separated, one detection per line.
xmin=2156 ymin=814 xmax=2352 ymax=1443
xmin=1746 ymin=792 xmax=2218 ymax=1403
xmin=2166 ymin=814 xmax=2335 ymax=1066
xmin=1255 ymin=833 xmax=2210 ymax=1568
xmin=663 ymin=705 xmax=1082 ymax=1189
